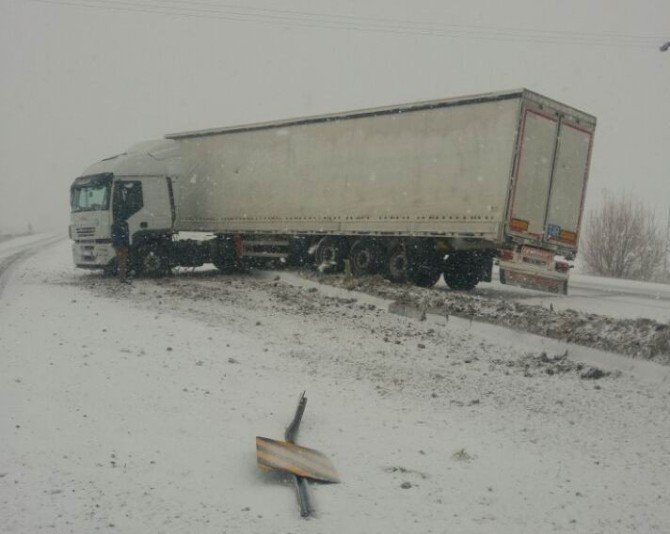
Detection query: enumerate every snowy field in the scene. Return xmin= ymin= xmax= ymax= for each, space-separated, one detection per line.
xmin=2 ymin=239 xmax=670 ymax=533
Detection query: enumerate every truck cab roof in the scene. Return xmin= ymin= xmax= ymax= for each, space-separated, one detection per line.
xmin=79 ymin=139 xmax=182 ymax=179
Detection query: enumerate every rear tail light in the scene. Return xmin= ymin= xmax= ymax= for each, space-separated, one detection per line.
xmin=499 ymin=249 xmax=514 ymax=261
xmin=555 ymin=260 xmax=570 ymax=273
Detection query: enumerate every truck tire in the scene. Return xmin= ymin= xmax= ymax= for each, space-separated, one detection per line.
xmin=409 ymin=269 xmax=442 ymax=288
xmin=350 ymin=239 xmax=383 ymax=276
xmin=406 ymin=239 xmax=443 ymax=288
xmin=135 ymin=244 xmax=170 ymax=277
xmin=315 ymin=238 xmax=346 ymax=273
xmin=387 ymin=240 xmax=442 ymax=287
xmin=443 ymin=253 xmax=479 ymax=291
xmin=386 ymin=246 xmax=409 ymax=284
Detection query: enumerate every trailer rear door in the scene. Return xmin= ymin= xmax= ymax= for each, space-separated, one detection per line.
xmin=502 ymin=102 xmax=595 ymax=294
xmin=508 ymin=109 xmax=559 ymax=241
xmin=543 ymin=122 xmax=593 ymax=248
xmin=508 ymin=108 xmax=593 ymax=250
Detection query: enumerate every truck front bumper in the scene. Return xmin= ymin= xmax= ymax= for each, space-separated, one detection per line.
xmin=72 ymin=241 xmax=116 ymax=269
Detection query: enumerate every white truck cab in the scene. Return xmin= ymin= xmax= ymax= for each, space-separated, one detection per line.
xmin=70 ymin=140 xmax=180 ymax=271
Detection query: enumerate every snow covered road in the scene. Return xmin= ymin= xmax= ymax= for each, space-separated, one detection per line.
xmin=0 ymin=234 xmax=65 ymax=296
xmin=2 ymin=241 xmax=670 ymax=533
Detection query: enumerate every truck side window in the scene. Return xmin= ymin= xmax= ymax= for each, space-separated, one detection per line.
xmin=113 ymin=181 xmax=143 ymax=221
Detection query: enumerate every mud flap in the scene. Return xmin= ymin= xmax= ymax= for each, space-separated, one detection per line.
xmin=499 ymin=263 xmax=567 ymax=294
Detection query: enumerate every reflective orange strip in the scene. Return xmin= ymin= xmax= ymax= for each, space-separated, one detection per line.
xmin=559 ymin=230 xmax=577 ymax=244
xmin=510 ymin=218 xmax=529 ymax=232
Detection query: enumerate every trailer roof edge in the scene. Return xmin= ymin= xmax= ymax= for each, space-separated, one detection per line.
xmin=165 ymin=89 xmax=529 ymax=140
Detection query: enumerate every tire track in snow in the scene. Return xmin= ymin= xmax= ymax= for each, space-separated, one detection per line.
xmin=0 ymin=235 xmax=66 ymax=297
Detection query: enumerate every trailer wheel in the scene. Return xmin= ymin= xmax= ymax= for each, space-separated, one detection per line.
xmin=387 ymin=240 xmax=442 ymax=287
xmin=315 ymin=238 xmax=346 ymax=273
xmin=350 ymin=239 xmax=383 ymax=276
xmin=443 ymin=253 xmax=479 ymax=291
xmin=405 ymin=239 xmax=443 ymax=288
xmin=386 ymin=246 xmax=409 ymax=284
xmin=409 ymin=268 xmax=442 ymax=288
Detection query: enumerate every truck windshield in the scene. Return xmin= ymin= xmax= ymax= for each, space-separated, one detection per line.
xmin=70 ymin=174 xmax=112 ymax=212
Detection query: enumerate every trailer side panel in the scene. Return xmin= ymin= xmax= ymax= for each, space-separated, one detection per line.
xmin=173 ymin=97 xmax=522 ymax=239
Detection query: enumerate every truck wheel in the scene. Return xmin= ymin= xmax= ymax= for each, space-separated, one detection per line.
xmin=404 ymin=239 xmax=443 ymax=288
xmin=387 ymin=240 xmax=442 ymax=287
xmin=136 ymin=245 xmax=170 ymax=277
xmin=315 ymin=238 xmax=346 ymax=273
xmin=386 ymin=246 xmax=409 ymax=284
xmin=409 ymin=267 xmax=442 ymax=288
xmin=350 ymin=239 xmax=382 ymax=276
xmin=443 ymin=253 xmax=479 ymax=290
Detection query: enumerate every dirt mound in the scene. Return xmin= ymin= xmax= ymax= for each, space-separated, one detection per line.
xmin=492 ymin=351 xmax=618 ymax=379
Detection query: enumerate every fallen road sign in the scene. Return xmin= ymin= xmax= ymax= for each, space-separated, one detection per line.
xmin=256 ymin=392 xmax=340 ymax=518
xmin=256 ymin=436 xmax=340 ymax=483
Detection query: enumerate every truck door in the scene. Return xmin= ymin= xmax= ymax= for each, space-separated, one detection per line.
xmin=543 ymin=122 xmax=593 ymax=249
xmin=113 ymin=177 xmax=173 ymax=245
xmin=508 ymin=109 xmax=559 ymax=241
xmin=507 ymin=108 xmax=594 ymax=251
xmin=500 ymin=105 xmax=595 ymax=294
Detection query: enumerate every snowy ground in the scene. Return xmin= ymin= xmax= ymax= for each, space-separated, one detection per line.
xmin=2 ymin=239 xmax=670 ymax=533
xmin=0 ymin=234 xmax=66 ymax=295
xmin=309 ymin=272 xmax=669 ymax=364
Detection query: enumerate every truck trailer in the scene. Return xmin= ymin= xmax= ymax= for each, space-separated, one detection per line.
xmin=69 ymin=89 xmax=596 ymax=293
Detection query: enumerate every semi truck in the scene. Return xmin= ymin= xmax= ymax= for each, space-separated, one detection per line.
xmin=69 ymin=89 xmax=596 ymax=293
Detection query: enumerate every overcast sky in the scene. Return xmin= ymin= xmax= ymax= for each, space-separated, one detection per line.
xmin=0 ymin=0 xmax=668 ymax=234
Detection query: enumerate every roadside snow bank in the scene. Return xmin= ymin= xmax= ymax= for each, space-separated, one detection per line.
xmin=301 ymin=273 xmax=670 ymax=365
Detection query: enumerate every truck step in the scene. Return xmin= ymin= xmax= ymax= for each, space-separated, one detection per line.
xmin=240 ymin=236 xmax=290 ymax=260
xmin=243 ymin=240 xmax=290 ymax=247
xmin=243 ymin=251 xmax=289 ymax=258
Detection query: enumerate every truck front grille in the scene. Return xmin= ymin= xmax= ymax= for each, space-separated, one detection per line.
xmin=76 ymin=227 xmax=96 ymax=237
